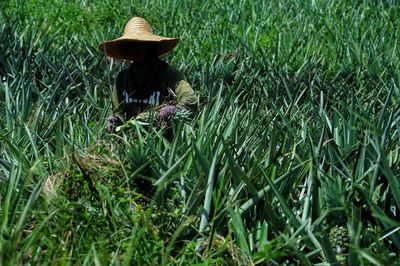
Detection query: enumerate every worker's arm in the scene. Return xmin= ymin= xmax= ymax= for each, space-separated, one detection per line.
xmin=165 ymin=65 xmax=197 ymax=111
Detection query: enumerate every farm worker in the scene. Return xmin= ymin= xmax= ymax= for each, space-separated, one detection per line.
xmin=98 ymin=17 xmax=197 ymax=132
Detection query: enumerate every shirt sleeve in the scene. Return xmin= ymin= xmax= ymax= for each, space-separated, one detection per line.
xmin=111 ymin=84 xmax=125 ymax=121
xmin=165 ymin=66 xmax=197 ymax=110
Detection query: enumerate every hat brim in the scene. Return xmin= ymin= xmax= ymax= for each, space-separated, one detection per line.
xmin=99 ymin=35 xmax=179 ymax=61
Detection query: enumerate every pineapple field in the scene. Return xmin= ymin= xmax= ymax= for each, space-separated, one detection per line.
xmin=1 ymin=0 xmax=400 ymax=265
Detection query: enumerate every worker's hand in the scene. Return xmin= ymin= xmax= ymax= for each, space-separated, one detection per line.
xmin=107 ymin=115 xmax=121 ymax=133
xmin=136 ymin=112 xmax=150 ymax=122
xmin=159 ymin=105 xmax=177 ymax=119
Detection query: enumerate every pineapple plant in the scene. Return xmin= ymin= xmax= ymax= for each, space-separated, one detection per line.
xmin=323 ymin=176 xmax=351 ymax=261
xmin=329 ymin=225 xmax=349 ymax=256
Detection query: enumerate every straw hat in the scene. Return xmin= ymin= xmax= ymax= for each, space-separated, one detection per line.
xmin=99 ymin=17 xmax=179 ymax=61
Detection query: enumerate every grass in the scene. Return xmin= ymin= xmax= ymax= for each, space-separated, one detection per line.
xmin=1 ymin=0 xmax=400 ymax=265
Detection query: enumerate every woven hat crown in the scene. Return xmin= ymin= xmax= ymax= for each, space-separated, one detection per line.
xmin=124 ymin=17 xmax=153 ymax=35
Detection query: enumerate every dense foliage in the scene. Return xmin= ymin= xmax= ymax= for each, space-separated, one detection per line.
xmin=1 ymin=0 xmax=399 ymax=265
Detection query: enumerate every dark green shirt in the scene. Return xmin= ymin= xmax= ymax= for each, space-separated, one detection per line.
xmin=112 ymin=64 xmax=197 ymax=120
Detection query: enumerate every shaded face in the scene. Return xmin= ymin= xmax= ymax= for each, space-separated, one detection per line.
xmin=124 ymin=42 xmax=147 ymax=62
xmin=105 ymin=41 xmax=158 ymax=62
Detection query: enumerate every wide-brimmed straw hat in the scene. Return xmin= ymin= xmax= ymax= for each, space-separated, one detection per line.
xmin=99 ymin=17 xmax=179 ymax=61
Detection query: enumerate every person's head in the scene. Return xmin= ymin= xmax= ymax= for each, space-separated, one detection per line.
xmin=112 ymin=41 xmax=147 ymax=62
xmin=129 ymin=42 xmax=158 ymax=62
xmin=99 ymin=17 xmax=179 ymax=62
